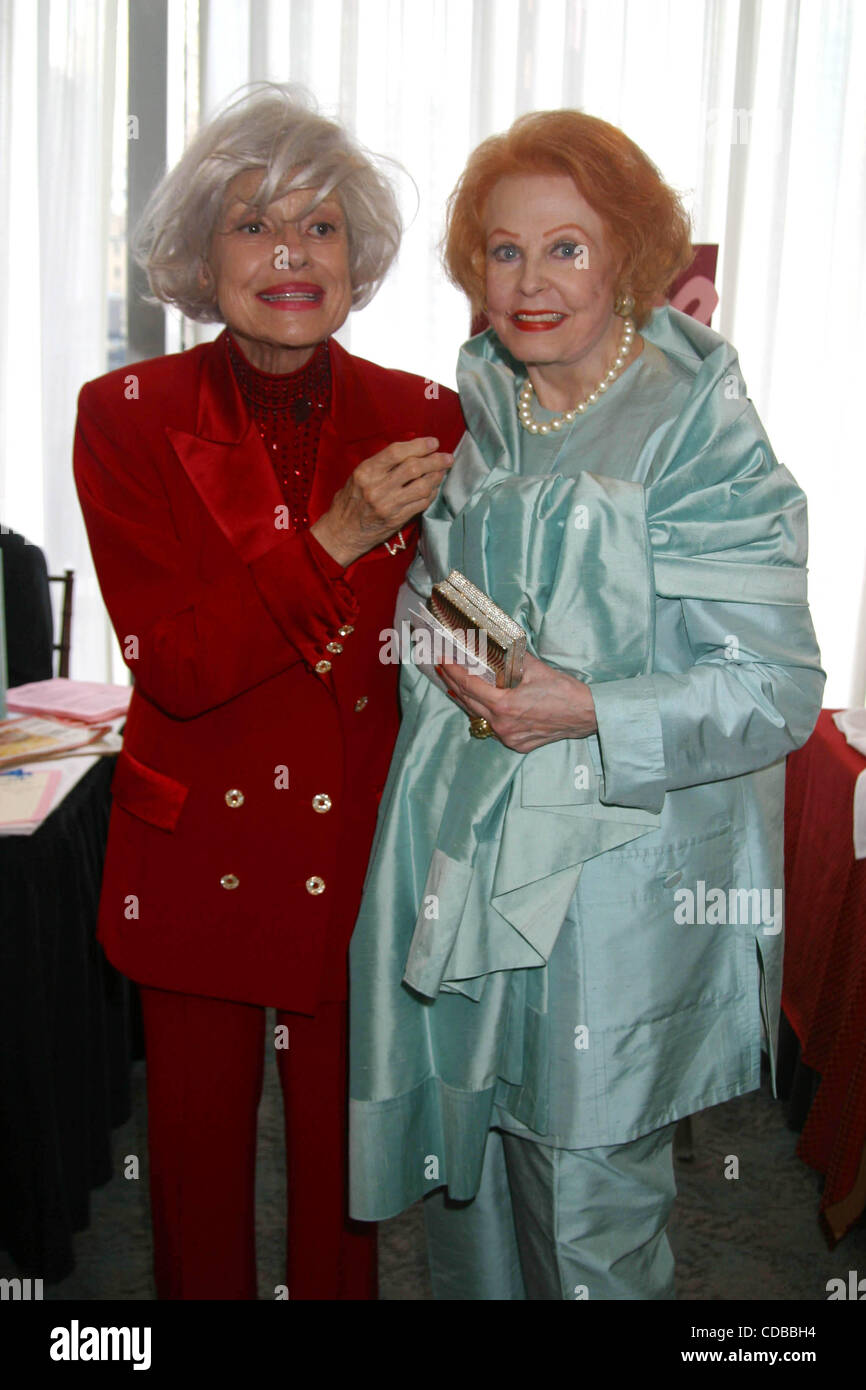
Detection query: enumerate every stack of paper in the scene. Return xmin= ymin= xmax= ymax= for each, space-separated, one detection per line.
xmin=0 ymin=714 xmax=114 ymax=769
xmin=7 ymin=677 xmax=131 ymax=723
xmin=0 ymin=768 xmax=64 ymax=832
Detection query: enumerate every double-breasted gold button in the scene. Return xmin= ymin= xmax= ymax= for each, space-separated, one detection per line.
xmin=306 ymin=876 xmax=326 ymax=895
xmin=225 ymin=789 xmax=244 ymax=808
xmin=354 ymin=695 xmax=369 ymax=712
xmin=315 ymin=660 xmax=332 ymax=674
xmin=338 ymin=625 xmax=354 ymax=637
xmin=326 ymin=641 xmax=343 ymax=654
xmin=312 ymin=794 xmax=332 ymax=814
xmin=220 ymin=873 xmax=240 ymax=890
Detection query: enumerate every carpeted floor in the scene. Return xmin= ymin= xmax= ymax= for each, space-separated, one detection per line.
xmin=3 ymin=1020 xmax=864 ymax=1301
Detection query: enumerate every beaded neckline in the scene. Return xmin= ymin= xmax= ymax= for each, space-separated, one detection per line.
xmin=226 ymin=334 xmax=331 ymax=419
xmin=226 ymin=334 xmax=331 ymax=529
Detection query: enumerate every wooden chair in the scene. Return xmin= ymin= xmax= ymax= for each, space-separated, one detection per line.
xmin=48 ymin=569 xmax=74 ymax=678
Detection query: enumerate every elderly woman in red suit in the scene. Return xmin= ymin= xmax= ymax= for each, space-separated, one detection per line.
xmin=73 ymin=84 xmax=463 ymax=1301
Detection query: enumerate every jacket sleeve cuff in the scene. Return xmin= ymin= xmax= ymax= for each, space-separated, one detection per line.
xmin=248 ymin=529 xmax=359 ymax=665
xmin=305 ymin=526 xmax=350 ymax=579
xmin=590 ymin=674 xmax=667 ymax=813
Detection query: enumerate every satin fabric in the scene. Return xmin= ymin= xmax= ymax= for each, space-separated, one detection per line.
xmin=423 ymin=1122 xmax=678 ymax=1301
xmin=349 ymin=308 xmax=824 ymax=1220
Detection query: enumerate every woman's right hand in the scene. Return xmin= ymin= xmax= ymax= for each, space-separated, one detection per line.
xmin=310 ymin=438 xmax=453 ymax=567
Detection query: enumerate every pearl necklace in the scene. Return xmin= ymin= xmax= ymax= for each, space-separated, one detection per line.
xmin=517 ymin=317 xmax=636 ymax=435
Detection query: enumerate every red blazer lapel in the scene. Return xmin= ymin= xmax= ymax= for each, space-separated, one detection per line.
xmin=166 ymin=331 xmax=285 ymax=564
xmin=310 ymin=338 xmax=420 ymax=557
xmin=308 ymin=337 xmax=397 ymax=523
xmin=166 ymin=331 xmax=415 ymax=566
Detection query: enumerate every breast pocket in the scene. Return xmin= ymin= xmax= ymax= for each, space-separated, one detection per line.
xmin=576 ymin=824 xmax=743 ymax=1028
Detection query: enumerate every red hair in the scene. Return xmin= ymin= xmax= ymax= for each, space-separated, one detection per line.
xmin=444 ymin=110 xmax=693 ymax=327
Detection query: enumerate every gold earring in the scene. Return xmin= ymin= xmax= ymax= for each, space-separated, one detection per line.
xmin=613 ymin=292 xmax=635 ymax=317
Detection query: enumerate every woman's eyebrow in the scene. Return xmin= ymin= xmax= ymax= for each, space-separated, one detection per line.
xmin=305 ymin=202 xmax=342 ymax=217
xmin=221 ymin=197 xmax=263 ymax=220
xmin=486 ymin=223 xmax=591 ymax=240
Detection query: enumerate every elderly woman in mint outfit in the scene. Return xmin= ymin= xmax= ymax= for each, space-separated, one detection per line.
xmin=348 ymin=110 xmax=825 ymax=1300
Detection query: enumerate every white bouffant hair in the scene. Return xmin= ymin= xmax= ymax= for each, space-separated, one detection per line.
xmin=134 ymin=83 xmax=402 ymax=321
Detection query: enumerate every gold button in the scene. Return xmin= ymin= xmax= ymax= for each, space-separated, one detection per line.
xmin=315 ymin=660 xmax=332 ymax=674
xmin=306 ymin=875 xmax=326 ymax=895
xmin=338 ymin=625 xmax=354 ymax=637
xmin=220 ymin=873 xmax=239 ymax=890
xmin=225 ymin=789 xmax=244 ymax=808
xmin=354 ymin=696 xmax=368 ymax=712
xmin=326 ymin=641 xmax=343 ymax=654
xmin=312 ymin=794 xmax=332 ymax=814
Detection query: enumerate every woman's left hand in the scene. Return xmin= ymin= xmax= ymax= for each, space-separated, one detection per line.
xmin=439 ymin=652 xmax=598 ymax=752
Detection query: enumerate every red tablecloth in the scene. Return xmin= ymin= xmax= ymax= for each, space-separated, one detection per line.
xmin=783 ymin=708 xmax=866 ymax=1242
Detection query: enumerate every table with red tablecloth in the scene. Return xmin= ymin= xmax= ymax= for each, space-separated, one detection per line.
xmin=783 ymin=708 xmax=866 ymax=1242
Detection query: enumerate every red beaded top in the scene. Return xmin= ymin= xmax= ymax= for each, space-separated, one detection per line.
xmin=227 ymin=334 xmax=332 ymax=530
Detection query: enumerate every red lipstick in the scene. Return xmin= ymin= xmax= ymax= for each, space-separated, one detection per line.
xmin=257 ymin=282 xmax=324 ymax=311
xmin=509 ymin=310 xmax=566 ymax=333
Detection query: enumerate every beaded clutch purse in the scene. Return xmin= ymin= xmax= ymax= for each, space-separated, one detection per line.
xmin=425 ymin=570 xmax=526 ymax=689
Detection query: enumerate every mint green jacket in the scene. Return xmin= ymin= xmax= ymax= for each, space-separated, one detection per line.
xmin=348 ymin=308 xmax=824 ymax=1221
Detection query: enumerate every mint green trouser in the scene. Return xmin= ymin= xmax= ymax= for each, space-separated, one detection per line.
xmin=423 ymin=1122 xmax=678 ymax=1300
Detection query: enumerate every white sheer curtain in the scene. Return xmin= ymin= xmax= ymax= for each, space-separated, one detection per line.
xmin=2 ymin=0 xmax=864 ymax=703
xmin=0 ymin=0 xmax=119 ymax=682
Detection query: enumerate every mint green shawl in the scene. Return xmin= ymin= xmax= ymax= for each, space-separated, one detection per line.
xmin=349 ymin=309 xmax=820 ymax=1219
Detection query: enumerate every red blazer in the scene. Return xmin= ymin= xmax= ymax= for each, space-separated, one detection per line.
xmin=74 ymin=331 xmax=464 ymax=1013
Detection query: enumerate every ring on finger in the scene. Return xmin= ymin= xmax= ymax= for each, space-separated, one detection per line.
xmin=468 ymin=716 xmax=496 ymax=740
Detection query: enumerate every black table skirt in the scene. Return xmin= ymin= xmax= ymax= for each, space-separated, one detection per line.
xmin=0 ymin=757 xmax=133 ymax=1281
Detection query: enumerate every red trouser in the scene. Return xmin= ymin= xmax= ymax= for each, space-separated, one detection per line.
xmin=138 ymin=987 xmax=377 ymax=1300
